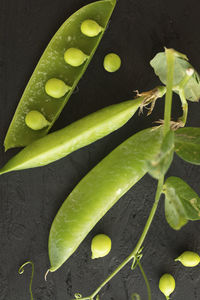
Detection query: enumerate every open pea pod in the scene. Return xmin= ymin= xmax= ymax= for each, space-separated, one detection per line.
xmin=150 ymin=51 xmax=200 ymax=102
xmin=48 ymin=126 xmax=163 ymax=272
xmin=0 ymin=98 xmax=143 ymax=175
xmin=175 ymin=127 xmax=200 ymax=165
xmin=4 ymin=0 xmax=116 ymax=150
xmin=164 ymin=176 xmax=200 ymax=230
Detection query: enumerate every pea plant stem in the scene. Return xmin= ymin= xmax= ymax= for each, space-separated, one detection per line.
xmin=178 ymin=89 xmax=188 ymax=126
xmin=75 ymin=47 xmax=176 ymax=300
xmin=163 ymin=48 xmax=175 ymax=135
xmin=76 ymin=176 xmax=164 ymax=300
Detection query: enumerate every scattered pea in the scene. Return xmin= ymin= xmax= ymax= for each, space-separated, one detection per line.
xmin=103 ymin=53 xmax=121 ymax=72
xmin=159 ymin=274 xmax=175 ymax=299
xmin=25 ymin=111 xmax=50 ymax=130
xmin=64 ymin=48 xmax=88 ymax=67
xmin=175 ymin=251 xmax=200 ymax=267
xmin=45 ymin=78 xmax=71 ymax=99
xmin=91 ymin=234 xmax=111 ymax=259
xmin=81 ymin=19 xmax=103 ymax=37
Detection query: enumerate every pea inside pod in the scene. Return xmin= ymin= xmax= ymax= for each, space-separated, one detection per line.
xmin=45 ymin=78 xmax=71 ymax=99
xmin=0 ymin=97 xmax=143 ymax=175
xmin=64 ymin=48 xmax=88 ymax=67
xmin=4 ymin=0 xmax=116 ymax=150
xmin=81 ymin=19 xmax=103 ymax=37
xmin=48 ymin=126 xmax=163 ymax=272
xmin=25 ymin=111 xmax=50 ymax=130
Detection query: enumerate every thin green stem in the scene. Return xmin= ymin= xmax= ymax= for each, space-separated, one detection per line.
xmin=73 ymin=176 xmax=164 ymax=300
xmin=163 ymin=48 xmax=175 ymax=135
xmin=130 ymin=175 xmax=164 ymax=255
xmin=178 ymin=89 xmax=188 ymax=126
xmin=18 ymin=261 xmax=34 ymax=300
xmin=90 ymin=252 xmax=133 ymax=299
xmin=137 ymin=260 xmax=151 ymax=300
xmin=175 ymin=68 xmax=194 ymax=90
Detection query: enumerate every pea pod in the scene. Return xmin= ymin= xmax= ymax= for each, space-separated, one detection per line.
xmin=48 ymin=126 xmax=163 ymax=272
xmin=4 ymin=0 xmax=116 ymax=150
xmin=0 ymin=98 xmax=143 ymax=175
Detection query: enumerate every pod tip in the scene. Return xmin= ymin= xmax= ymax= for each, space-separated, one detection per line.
xmin=44 ymin=269 xmax=50 ymax=281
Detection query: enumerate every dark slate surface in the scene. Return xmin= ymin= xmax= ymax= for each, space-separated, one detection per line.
xmin=0 ymin=0 xmax=200 ymax=299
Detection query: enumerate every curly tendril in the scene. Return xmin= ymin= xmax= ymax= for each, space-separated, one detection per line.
xmin=73 ymin=293 xmax=93 ymax=300
xmin=18 ymin=261 xmax=34 ymax=300
xmin=130 ymin=248 xmax=151 ymax=300
xmin=75 ymin=294 xmax=82 ymax=299
xmin=131 ymin=248 xmax=143 ymax=270
xmin=131 ymin=293 xmax=141 ymax=300
xmin=73 ymin=293 xmax=100 ymax=300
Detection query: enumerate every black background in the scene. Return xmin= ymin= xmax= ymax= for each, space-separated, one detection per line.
xmin=0 ymin=0 xmax=200 ymax=299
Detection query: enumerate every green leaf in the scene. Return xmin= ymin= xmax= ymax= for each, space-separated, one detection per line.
xmin=148 ymin=130 xmax=174 ymax=179
xmin=164 ymin=176 xmax=200 ymax=230
xmin=175 ymin=127 xmax=200 ymax=165
xmin=150 ymin=52 xmax=200 ymax=102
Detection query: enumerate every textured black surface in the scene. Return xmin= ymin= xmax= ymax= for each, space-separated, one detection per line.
xmin=0 ymin=0 xmax=200 ymax=299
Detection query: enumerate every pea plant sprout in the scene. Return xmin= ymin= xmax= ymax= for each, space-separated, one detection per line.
xmin=69 ymin=48 xmax=200 ymax=300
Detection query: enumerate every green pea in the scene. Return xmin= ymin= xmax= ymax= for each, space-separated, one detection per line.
xmin=64 ymin=48 xmax=88 ymax=67
xmin=175 ymin=251 xmax=200 ymax=267
xmin=81 ymin=19 xmax=103 ymax=37
xmin=91 ymin=234 xmax=111 ymax=259
xmin=159 ymin=274 xmax=175 ymax=299
xmin=25 ymin=111 xmax=50 ymax=131
xmin=103 ymin=53 xmax=121 ymax=72
xmin=45 ymin=78 xmax=71 ymax=99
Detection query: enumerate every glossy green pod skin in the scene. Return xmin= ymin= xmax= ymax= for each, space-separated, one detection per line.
xmin=48 ymin=127 xmax=163 ymax=272
xmin=4 ymin=0 xmax=116 ymax=150
xmin=0 ymin=98 xmax=143 ymax=175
